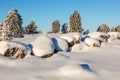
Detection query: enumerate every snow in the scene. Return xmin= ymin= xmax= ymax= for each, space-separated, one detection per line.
xmin=0 ymin=33 xmax=120 ymax=80
xmin=31 ymin=35 xmax=55 ymax=57
xmin=51 ymin=37 xmax=68 ymax=52
xmin=60 ymin=32 xmax=81 ymax=43
xmin=71 ymin=42 xmax=89 ymax=52
xmin=108 ymin=32 xmax=120 ymax=38
xmin=84 ymin=38 xmax=101 ymax=47
xmin=0 ymin=41 xmax=31 ymax=58
xmin=87 ymin=32 xmax=109 ymax=42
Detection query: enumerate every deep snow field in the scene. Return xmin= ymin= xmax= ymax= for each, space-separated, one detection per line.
xmin=0 ymin=32 xmax=120 ymax=80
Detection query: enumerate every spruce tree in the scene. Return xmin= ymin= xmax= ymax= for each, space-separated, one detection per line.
xmin=70 ymin=10 xmax=82 ymax=33
xmin=61 ymin=23 xmax=68 ymax=33
xmin=97 ymin=24 xmax=110 ymax=33
xmin=0 ymin=21 xmax=11 ymax=41
xmin=52 ymin=20 xmax=60 ymax=33
xmin=24 ymin=20 xmax=38 ymax=34
xmin=110 ymin=27 xmax=116 ymax=32
xmin=116 ymin=25 xmax=120 ymax=32
xmin=5 ymin=8 xmax=23 ymax=38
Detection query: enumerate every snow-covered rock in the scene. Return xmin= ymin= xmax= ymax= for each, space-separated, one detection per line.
xmin=71 ymin=42 xmax=89 ymax=52
xmin=51 ymin=37 xmax=68 ymax=52
xmin=108 ymin=32 xmax=120 ymax=39
xmin=60 ymin=32 xmax=81 ymax=47
xmin=0 ymin=41 xmax=31 ymax=59
xmin=60 ymin=35 xmax=75 ymax=47
xmin=31 ymin=35 xmax=55 ymax=57
xmin=84 ymin=38 xmax=101 ymax=47
xmin=87 ymin=32 xmax=109 ymax=42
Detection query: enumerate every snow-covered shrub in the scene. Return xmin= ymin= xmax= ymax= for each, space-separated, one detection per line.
xmin=84 ymin=38 xmax=101 ymax=47
xmin=60 ymin=35 xmax=75 ymax=47
xmin=108 ymin=32 xmax=120 ymax=40
xmin=31 ymin=35 xmax=55 ymax=57
xmin=60 ymin=32 xmax=81 ymax=47
xmin=0 ymin=41 xmax=31 ymax=59
xmin=51 ymin=37 xmax=68 ymax=52
xmin=71 ymin=42 xmax=89 ymax=52
xmin=87 ymin=32 xmax=109 ymax=42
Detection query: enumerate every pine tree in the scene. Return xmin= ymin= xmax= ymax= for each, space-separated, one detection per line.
xmin=69 ymin=10 xmax=82 ymax=33
xmin=52 ymin=20 xmax=60 ymax=33
xmin=116 ymin=25 xmax=120 ymax=32
xmin=61 ymin=23 xmax=68 ymax=33
xmin=110 ymin=27 xmax=116 ymax=32
xmin=24 ymin=20 xmax=38 ymax=34
xmin=97 ymin=24 xmax=110 ymax=33
xmin=5 ymin=8 xmax=23 ymax=38
xmin=0 ymin=21 xmax=11 ymax=41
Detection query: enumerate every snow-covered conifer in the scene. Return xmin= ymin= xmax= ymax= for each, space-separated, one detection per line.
xmin=5 ymin=8 xmax=23 ymax=38
xmin=52 ymin=20 xmax=60 ymax=33
xmin=69 ymin=10 xmax=82 ymax=33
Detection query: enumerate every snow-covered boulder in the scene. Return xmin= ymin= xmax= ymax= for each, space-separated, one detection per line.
xmin=69 ymin=32 xmax=81 ymax=43
xmin=84 ymin=38 xmax=101 ymax=47
xmin=87 ymin=32 xmax=109 ymax=42
xmin=51 ymin=37 xmax=68 ymax=52
xmin=31 ymin=35 xmax=55 ymax=57
xmin=108 ymin=32 xmax=120 ymax=40
xmin=0 ymin=41 xmax=31 ymax=59
xmin=60 ymin=35 xmax=75 ymax=47
xmin=71 ymin=42 xmax=89 ymax=52
xmin=60 ymin=32 xmax=81 ymax=47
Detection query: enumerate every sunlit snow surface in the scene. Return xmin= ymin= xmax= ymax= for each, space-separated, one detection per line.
xmin=0 ymin=33 xmax=120 ymax=80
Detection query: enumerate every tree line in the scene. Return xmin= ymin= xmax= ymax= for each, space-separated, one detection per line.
xmin=0 ymin=8 xmax=120 ymax=39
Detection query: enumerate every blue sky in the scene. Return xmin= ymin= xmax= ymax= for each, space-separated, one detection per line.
xmin=0 ymin=0 xmax=120 ymax=32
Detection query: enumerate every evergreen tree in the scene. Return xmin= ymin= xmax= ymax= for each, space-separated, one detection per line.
xmin=0 ymin=21 xmax=11 ymax=41
xmin=5 ymin=8 xmax=23 ymax=38
xmin=61 ymin=23 xmax=68 ymax=33
xmin=97 ymin=24 xmax=110 ymax=33
xmin=69 ymin=10 xmax=82 ymax=33
xmin=52 ymin=20 xmax=60 ymax=33
xmin=116 ymin=25 xmax=120 ymax=32
xmin=24 ymin=20 xmax=38 ymax=34
xmin=110 ymin=27 xmax=116 ymax=32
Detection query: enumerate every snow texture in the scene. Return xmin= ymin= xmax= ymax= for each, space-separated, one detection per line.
xmin=31 ymin=35 xmax=55 ymax=57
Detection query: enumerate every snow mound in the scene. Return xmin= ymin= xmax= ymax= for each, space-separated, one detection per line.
xmin=84 ymin=38 xmax=101 ymax=47
xmin=0 ymin=41 xmax=31 ymax=59
xmin=60 ymin=32 xmax=81 ymax=47
xmin=31 ymin=35 xmax=55 ymax=57
xmin=87 ymin=32 xmax=109 ymax=42
xmin=108 ymin=32 xmax=120 ymax=39
xmin=71 ymin=42 xmax=89 ymax=52
xmin=59 ymin=64 xmax=95 ymax=79
xmin=51 ymin=37 xmax=68 ymax=52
